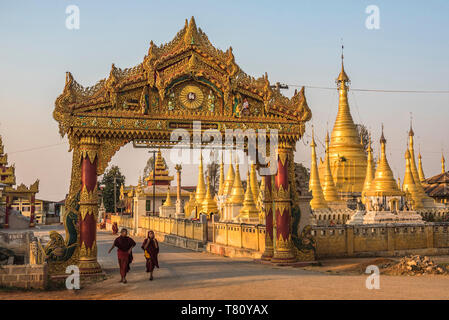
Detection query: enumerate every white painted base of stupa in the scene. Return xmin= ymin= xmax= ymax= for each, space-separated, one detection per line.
xmin=363 ymin=210 xmax=424 ymax=224
xmin=159 ymin=205 xmax=176 ymax=218
xmin=346 ymin=210 xmax=365 ymax=225
xmin=175 ymin=200 xmax=185 ymax=218
xmin=363 ymin=211 xmax=397 ymax=224
xmin=396 ymin=211 xmax=424 ymax=224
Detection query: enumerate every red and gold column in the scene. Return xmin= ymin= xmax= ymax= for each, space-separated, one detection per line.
xmin=4 ymin=195 xmax=10 ymax=229
xmin=29 ymin=195 xmax=35 ymax=227
xmin=261 ymin=174 xmax=273 ymax=260
xmin=271 ymin=142 xmax=296 ymax=264
xmin=78 ymin=136 xmax=102 ymax=274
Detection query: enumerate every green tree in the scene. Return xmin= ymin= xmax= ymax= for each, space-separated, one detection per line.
xmin=100 ymin=165 xmax=125 ymax=213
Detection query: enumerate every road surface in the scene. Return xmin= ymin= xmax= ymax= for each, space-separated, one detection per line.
xmin=2 ymin=229 xmax=449 ymax=299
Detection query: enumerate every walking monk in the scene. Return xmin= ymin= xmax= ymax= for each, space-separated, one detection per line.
xmin=112 ymin=222 xmax=118 ymax=235
xmin=108 ymin=228 xmax=136 ymax=283
xmin=141 ymin=230 xmax=159 ymax=281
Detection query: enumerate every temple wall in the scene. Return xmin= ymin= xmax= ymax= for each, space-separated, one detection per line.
xmin=0 ymin=263 xmax=47 ymax=289
xmin=313 ymin=223 xmax=449 ymax=258
xmin=212 ymin=222 xmax=266 ymax=253
xmin=109 ymin=215 xmax=449 ymax=259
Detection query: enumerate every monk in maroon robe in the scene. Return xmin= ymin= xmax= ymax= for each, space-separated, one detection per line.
xmin=108 ymin=228 xmax=136 ymax=283
xmin=112 ymin=222 xmax=118 ymax=235
xmin=141 ymin=230 xmax=159 ymax=281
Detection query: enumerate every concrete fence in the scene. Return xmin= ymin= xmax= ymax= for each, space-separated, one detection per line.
xmin=313 ymin=223 xmax=449 ymax=258
xmin=110 ymin=215 xmax=208 ymax=243
xmin=213 ymin=222 xmax=266 ymax=252
xmin=109 ymin=215 xmax=449 ymax=260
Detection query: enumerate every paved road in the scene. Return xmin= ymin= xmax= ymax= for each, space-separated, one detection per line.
xmin=3 ymin=229 xmax=449 ymax=299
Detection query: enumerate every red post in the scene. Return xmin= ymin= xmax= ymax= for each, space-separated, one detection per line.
xmin=78 ymin=136 xmax=102 ymax=275
xmin=271 ymin=145 xmax=296 ymax=264
xmin=261 ymin=174 xmax=273 ymax=260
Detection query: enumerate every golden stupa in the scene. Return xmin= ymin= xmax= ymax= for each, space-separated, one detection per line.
xmin=227 ymin=163 xmax=245 ymax=204
xmin=407 ymin=124 xmax=434 ymax=205
xmin=418 ymin=152 xmax=425 ymax=182
xmin=223 ymin=158 xmax=235 ymax=196
xmin=322 ymin=131 xmax=340 ymax=202
xmin=319 ymin=55 xmax=367 ymax=194
xmin=201 ymin=175 xmax=218 ymax=216
xmin=365 ymin=127 xmax=403 ymax=197
xmin=403 ymin=149 xmax=423 ymax=209
xmin=309 ymin=127 xmax=328 ymax=209
xmin=237 ymin=171 xmax=260 ymax=221
xmin=249 ymin=162 xmax=260 ymax=204
xmin=195 ymin=152 xmax=206 ymax=204
xmin=442 ymin=153 xmax=446 ymax=174
xmin=361 ymin=137 xmax=375 ymax=202
xmin=162 ymin=188 xmax=173 ymax=207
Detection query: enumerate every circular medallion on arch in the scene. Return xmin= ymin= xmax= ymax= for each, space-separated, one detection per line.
xmin=179 ymin=85 xmax=204 ymax=109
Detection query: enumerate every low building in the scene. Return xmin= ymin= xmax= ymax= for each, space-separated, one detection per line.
xmin=10 ymin=198 xmax=60 ymax=225
xmin=422 ymin=172 xmax=449 ymax=205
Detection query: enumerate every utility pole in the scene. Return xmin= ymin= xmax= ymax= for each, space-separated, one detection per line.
xmin=113 ymin=177 xmax=117 ymax=215
xmin=148 ymin=150 xmax=157 ymax=216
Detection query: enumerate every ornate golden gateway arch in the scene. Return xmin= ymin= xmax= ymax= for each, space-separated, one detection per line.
xmin=52 ymin=17 xmax=312 ymax=275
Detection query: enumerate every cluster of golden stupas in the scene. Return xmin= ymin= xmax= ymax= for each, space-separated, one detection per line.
xmin=184 ymin=153 xmax=263 ymax=223
xmin=309 ymin=57 xmax=444 ymax=215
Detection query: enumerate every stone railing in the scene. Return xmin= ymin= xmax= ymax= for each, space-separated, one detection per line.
xmin=138 ymin=216 xmax=207 ymax=242
xmin=110 ymin=215 xmax=133 ymax=229
xmin=212 ymin=222 xmax=266 ymax=252
xmin=109 ymin=215 xmax=208 ymax=243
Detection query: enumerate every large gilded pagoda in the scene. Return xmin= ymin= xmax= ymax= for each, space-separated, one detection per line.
xmin=318 ymin=57 xmax=367 ymax=195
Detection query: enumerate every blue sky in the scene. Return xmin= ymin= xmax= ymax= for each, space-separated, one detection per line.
xmin=0 ymin=1 xmax=448 ymax=200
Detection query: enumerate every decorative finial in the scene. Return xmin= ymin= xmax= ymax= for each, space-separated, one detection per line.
xmin=442 ymin=151 xmax=446 ymax=173
xmin=311 ymin=125 xmax=316 ymax=147
xmin=380 ymin=123 xmax=386 ymax=144
xmin=409 ymin=112 xmax=414 ymax=136
xmin=341 ymin=40 xmax=344 ymax=65
xmin=336 ymin=42 xmax=350 ymax=86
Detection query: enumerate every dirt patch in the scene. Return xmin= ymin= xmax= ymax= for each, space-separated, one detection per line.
xmin=383 ymin=255 xmax=449 ymax=276
xmin=319 ymin=258 xmax=396 ymax=274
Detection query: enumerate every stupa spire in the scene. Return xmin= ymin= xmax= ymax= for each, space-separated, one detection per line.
xmin=403 ymin=149 xmax=423 ymax=209
xmin=238 ymin=170 xmax=259 ymax=221
xmin=418 ymin=152 xmax=426 ymax=182
xmin=195 ymin=151 xmax=206 ymax=204
xmin=366 ymin=125 xmax=403 ymax=196
xmin=249 ymin=161 xmax=260 ymax=203
xmin=362 ymin=136 xmax=375 ymax=201
xmin=322 ymin=131 xmax=339 ymax=202
xmin=223 ymin=153 xmax=235 ymax=196
xmin=201 ymin=175 xmax=218 ymax=216
xmin=309 ymin=127 xmax=328 ymax=209
xmin=407 ymin=122 xmax=433 ymax=202
xmin=228 ymin=163 xmax=244 ymax=204
xmin=163 ymin=188 xmax=173 ymax=207
xmin=442 ymin=153 xmax=446 ymax=174
xmin=324 ymin=50 xmax=367 ymax=193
